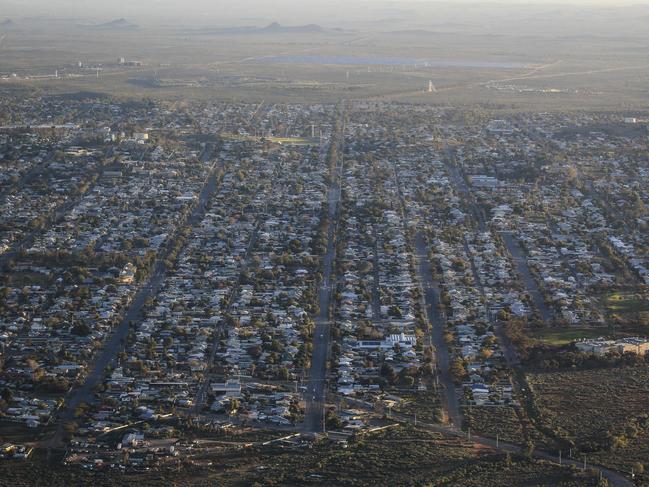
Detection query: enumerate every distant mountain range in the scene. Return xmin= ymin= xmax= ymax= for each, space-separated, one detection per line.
xmin=0 ymin=19 xmax=15 ymax=29
xmin=90 ymin=18 xmax=138 ymax=30
xmin=188 ymin=22 xmax=326 ymax=36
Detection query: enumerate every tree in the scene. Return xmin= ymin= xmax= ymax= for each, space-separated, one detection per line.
xmin=228 ymin=398 xmax=240 ymax=415
xmin=522 ymin=440 xmax=534 ymax=458
xmin=450 ymin=358 xmax=467 ymax=384
xmin=443 ymin=331 xmax=454 ymax=345
xmin=479 ymin=348 xmax=493 ymax=360
xmin=380 ymin=362 xmax=396 ymax=383
xmin=325 ymin=410 xmax=343 ymax=430
xmin=1 ymin=387 xmax=12 ymax=404
xmin=278 ymin=366 xmax=290 ymax=381
xmin=71 ymin=323 xmax=91 ymax=336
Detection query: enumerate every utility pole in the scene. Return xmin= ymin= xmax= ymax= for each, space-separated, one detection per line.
xmin=558 ymin=450 xmax=561 ymax=465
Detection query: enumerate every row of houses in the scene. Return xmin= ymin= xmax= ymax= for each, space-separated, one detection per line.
xmin=0 ymin=106 xmax=217 ymax=427
xmin=331 ymin=131 xmax=432 ymax=401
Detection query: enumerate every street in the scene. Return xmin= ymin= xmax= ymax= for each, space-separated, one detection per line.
xmin=304 ymin=104 xmax=344 ymax=433
xmin=49 ymin=145 xmax=220 ymax=444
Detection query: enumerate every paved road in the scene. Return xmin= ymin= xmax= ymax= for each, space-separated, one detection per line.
xmin=0 ymin=156 xmax=108 ymax=266
xmin=447 ymin=149 xmax=547 ymax=330
xmin=390 ymin=159 xmax=461 ymax=428
xmin=371 ymin=224 xmax=382 ymax=322
xmin=1 ymin=187 xmax=95 ymax=266
xmin=437 ymin=145 xmax=636 ymax=485
xmin=193 ymin=154 xmax=289 ymax=413
xmin=58 ymin=262 xmax=167 ymax=422
xmin=414 ymin=232 xmax=462 ymax=428
xmin=441 ymin=146 xmax=566 ymax=460
xmin=443 ymin=150 xmax=488 ymax=232
xmin=49 ymin=146 xmax=220 ymax=444
xmin=193 ymin=221 xmax=260 ymax=413
xmin=304 ymin=106 xmax=344 ymax=433
xmin=500 ymin=231 xmax=553 ymax=323
xmin=0 ymin=149 xmax=55 ymax=202
xmin=440 ymin=147 xmax=549 ymax=427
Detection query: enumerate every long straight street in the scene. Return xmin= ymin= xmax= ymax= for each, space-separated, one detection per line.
xmin=413 ymin=232 xmax=462 ymax=428
xmin=304 ymin=105 xmax=344 ymax=433
xmin=500 ymin=231 xmax=553 ymax=323
xmin=50 ymin=145 xmax=221 ymax=442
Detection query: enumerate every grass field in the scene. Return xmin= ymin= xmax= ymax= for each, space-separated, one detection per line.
xmin=605 ymin=292 xmax=649 ymax=314
xmin=266 ymin=136 xmax=319 ymax=146
xmin=219 ymin=133 xmax=319 ymax=145
xmin=602 ymin=291 xmax=649 ymax=333
xmin=531 ymin=327 xmax=619 ymax=346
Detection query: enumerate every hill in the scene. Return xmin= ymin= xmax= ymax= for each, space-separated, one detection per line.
xmin=0 ymin=19 xmax=15 ymax=30
xmin=92 ymin=18 xmax=138 ymax=30
xmin=186 ymin=22 xmax=325 ymax=36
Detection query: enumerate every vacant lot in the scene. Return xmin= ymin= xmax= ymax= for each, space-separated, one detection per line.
xmin=240 ymin=426 xmax=598 ymax=487
xmin=0 ymin=426 xmax=599 ymax=487
xmin=530 ymin=365 xmax=649 ymax=442
xmin=392 ymin=389 xmax=444 ymax=423
xmin=465 ymin=406 xmax=525 ymax=445
xmin=529 ymin=365 xmax=649 ymax=482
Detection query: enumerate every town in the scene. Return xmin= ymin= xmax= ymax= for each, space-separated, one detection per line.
xmin=0 ymin=92 xmax=648 ymax=486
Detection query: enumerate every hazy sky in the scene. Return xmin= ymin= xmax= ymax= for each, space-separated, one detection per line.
xmin=3 ymin=0 xmax=648 ymax=27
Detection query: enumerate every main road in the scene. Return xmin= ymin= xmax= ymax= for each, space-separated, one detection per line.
xmin=49 ymin=145 xmax=221 ymax=444
xmin=413 ymin=232 xmax=462 ymax=428
xmin=387 ymin=155 xmax=462 ymax=428
xmin=304 ymin=104 xmax=344 ymax=433
xmin=500 ymin=231 xmax=553 ymax=324
xmin=391 ymin=159 xmax=462 ymax=428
